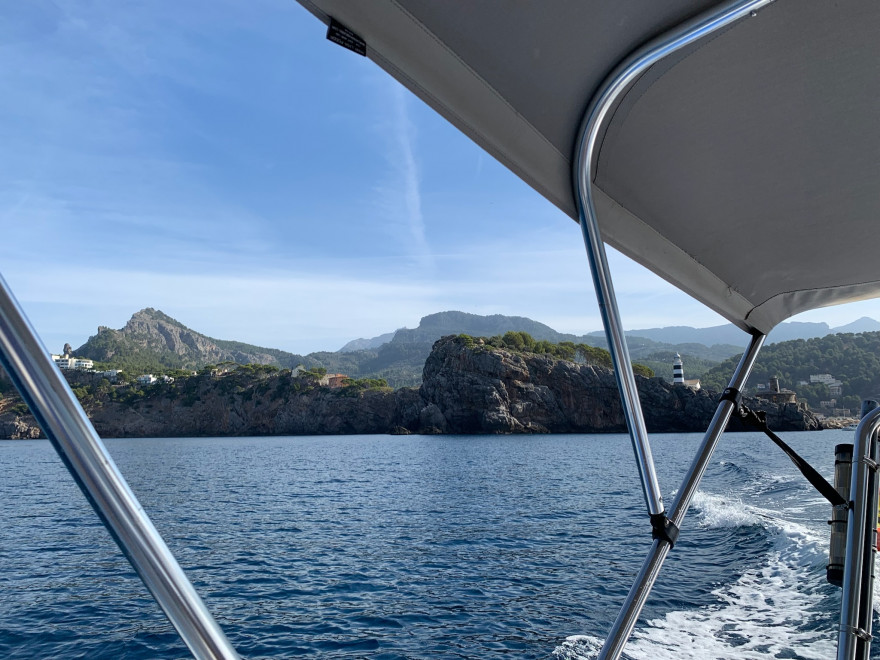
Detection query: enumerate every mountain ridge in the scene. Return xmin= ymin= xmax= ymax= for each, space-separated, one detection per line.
xmin=605 ymin=317 xmax=880 ymax=346
xmin=76 ymin=308 xmax=314 ymax=372
xmin=72 ymin=308 xmax=880 ymax=389
xmin=350 ymin=313 xmax=880 ymax=356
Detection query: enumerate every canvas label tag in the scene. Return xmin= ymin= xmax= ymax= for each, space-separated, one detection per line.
xmin=327 ymin=18 xmax=366 ymax=57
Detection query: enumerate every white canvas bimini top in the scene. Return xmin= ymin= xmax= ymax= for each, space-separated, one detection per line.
xmin=296 ymin=0 xmax=880 ymax=335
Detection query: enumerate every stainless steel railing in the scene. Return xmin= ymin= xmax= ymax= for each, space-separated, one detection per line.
xmin=0 ymin=273 xmax=239 ymax=660
xmin=572 ymin=1 xmax=776 ymax=657
xmin=837 ymin=405 xmax=880 ymax=660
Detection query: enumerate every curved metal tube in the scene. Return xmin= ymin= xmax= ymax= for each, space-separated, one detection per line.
xmin=837 ymin=405 xmax=880 ymax=660
xmin=596 ymin=332 xmax=764 ymax=660
xmin=0 ymin=274 xmax=240 ymax=660
xmin=571 ymin=1 xmax=776 ymax=658
xmin=574 ymin=0 xmax=776 ymax=517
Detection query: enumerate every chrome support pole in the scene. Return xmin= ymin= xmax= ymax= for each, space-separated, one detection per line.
xmin=668 ymin=334 xmax=764 ymax=527
xmin=0 ymin=274 xmax=240 ymax=660
xmin=597 ymin=332 xmax=764 ymax=660
xmin=574 ymin=0 xmax=776 ymax=516
xmin=837 ymin=406 xmax=880 ymax=660
xmin=575 ymin=4 xmax=776 ymax=656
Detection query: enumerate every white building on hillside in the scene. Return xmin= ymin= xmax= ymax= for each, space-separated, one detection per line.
xmin=98 ymin=370 xmax=122 ymax=383
xmin=810 ymin=373 xmax=843 ymax=397
xmin=51 ymin=355 xmax=94 ymax=371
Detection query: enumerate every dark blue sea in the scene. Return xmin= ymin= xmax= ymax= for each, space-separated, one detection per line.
xmin=0 ymin=431 xmax=871 ymax=659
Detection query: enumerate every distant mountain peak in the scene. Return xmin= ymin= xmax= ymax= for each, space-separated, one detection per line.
xmin=418 ymin=310 xmax=544 ymax=330
xmin=832 ymin=317 xmax=880 ymax=334
xmin=127 ymin=308 xmax=188 ymax=328
xmin=76 ymin=309 xmax=309 ymax=372
xmin=338 ymin=331 xmax=396 ymax=353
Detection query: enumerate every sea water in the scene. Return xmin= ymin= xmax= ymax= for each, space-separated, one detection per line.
xmin=0 ymin=432 xmax=872 ymax=659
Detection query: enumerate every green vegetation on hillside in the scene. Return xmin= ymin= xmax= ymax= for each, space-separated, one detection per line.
xmin=75 ymin=308 xmax=311 ymax=373
xmin=458 ymin=331 xmax=655 ymax=377
xmin=702 ymin=331 xmax=880 ymax=407
xmin=637 ymin=351 xmax=720 ymax=383
xmin=76 ymin=328 xmax=190 ymax=373
xmin=53 ymin=362 xmax=391 ymax=411
xmin=209 ymin=339 xmax=307 ymax=368
xmin=587 ymin=336 xmax=743 ymax=363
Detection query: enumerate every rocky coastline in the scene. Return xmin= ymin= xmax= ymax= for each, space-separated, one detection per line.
xmin=0 ymin=335 xmax=822 ymax=439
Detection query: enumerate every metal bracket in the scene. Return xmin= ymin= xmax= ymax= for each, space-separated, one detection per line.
xmin=718 ymin=387 xmax=743 ymax=406
xmin=650 ymin=513 xmax=680 ymax=548
xmin=841 ymin=625 xmax=873 ymax=642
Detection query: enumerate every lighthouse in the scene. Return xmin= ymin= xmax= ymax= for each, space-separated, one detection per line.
xmin=673 ymin=353 xmax=685 ymax=385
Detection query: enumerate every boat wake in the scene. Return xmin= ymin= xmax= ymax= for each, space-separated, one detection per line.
xmin=554 ymin=490 xmax=837 ymax=660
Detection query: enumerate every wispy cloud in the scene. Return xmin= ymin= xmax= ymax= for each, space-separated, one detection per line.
xmin=372 ymin=81 xmax=432 ymax=268
xmin=5 ymin=2 xmax=877 ymax=360
xmin=9 ymin=222 xmax=880 ymax=357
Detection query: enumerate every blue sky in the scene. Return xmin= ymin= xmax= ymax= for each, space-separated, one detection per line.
xmin=3 ymin=1 xmax=879 ymax=356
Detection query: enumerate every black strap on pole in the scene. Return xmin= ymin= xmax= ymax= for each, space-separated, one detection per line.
xmin=734 ymin=402 xmax=847 ymax=508
xmin=650 ymin=512 xmax=680 ymax=548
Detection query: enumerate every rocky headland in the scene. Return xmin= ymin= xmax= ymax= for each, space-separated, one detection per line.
xmin=76 ymin=308 xmax=313 ymax=372
xmin=414 ymin=335 xmax=819 ymax=434
xmin=0 ymin=336 xmax=821 ymax=439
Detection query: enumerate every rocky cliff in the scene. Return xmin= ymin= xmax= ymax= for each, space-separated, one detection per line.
xmin=1 ymin=336 xmax=821 ymax=438
xmin=0 ymin=413 xmax=42 ymax=440
xmin=415 ymin=336 xmax=820 ymax=434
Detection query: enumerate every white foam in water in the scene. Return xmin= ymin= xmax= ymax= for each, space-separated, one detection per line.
xmin=553 ymin=634 xmax=603 ymax=660
xmin=554 ymin=491 xmax=837 ymax=660
xmin=690 ymin=491 xmax=765 ymax=529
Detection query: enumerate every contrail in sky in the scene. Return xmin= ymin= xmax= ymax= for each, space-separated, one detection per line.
xmin=388 ymin=82 xmax=432 ymax=268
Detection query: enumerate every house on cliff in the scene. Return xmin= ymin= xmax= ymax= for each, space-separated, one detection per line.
xmin=319 ymin=373 xmax=349 ymax=388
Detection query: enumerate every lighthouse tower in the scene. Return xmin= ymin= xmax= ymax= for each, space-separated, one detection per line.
xmin=673 ymin=353 xmax=685 ymax=385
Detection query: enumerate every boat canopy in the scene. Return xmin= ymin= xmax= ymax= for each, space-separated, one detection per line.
xmin=295 ymin=0 xmax=880 ymax=335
